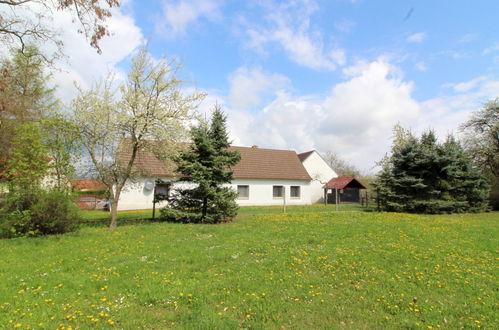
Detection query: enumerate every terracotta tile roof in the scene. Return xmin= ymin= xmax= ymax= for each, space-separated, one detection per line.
xmin=71 ymin=180 xmax=107 ymax=191
xmin=323 ymin=177 xmax=367 ymax=189
xmin=297 ymin=150 xmax=314 ymax=162
xmin=116 ymin=140 xmax=180 ymax=177
xmin=117 ymin=141 xmax=311 ymax=181
xmin=230 ymin=146 xmax=311 ymax=181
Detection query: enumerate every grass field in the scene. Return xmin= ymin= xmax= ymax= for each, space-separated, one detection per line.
xmin=0 ymin=211 xmax=497 ymax=329
xmin=80 ymin=203 xmax=373 ymax=222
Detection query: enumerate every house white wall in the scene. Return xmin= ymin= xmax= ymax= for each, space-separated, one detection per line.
xmin=117 ymin=178 xmax=311 ymax=210
xmin=231 ymin=179 xmax=311 ymax=206
xmin=300 ymin=151 xmax=337 ymax=203
xmin=117 ymin=178 xmax=158 ymax=211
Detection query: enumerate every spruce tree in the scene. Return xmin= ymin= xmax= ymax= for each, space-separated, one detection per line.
xmin=374 ymin=127 xmax=490 ymax=214
xmin=161 ymin=106 xmax=241 ymax=223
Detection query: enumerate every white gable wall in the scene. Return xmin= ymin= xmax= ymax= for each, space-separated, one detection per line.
xmin=117 ymin=178 xmax=311 ymax=211
xmin=300 ymin=151 xmax=337 ymax=203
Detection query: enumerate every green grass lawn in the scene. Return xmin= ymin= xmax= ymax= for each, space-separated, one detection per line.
xmin=80 ymin=203 xmax=373 ymax=222
xmin=0 ymin=211 xmax=497 ymax=329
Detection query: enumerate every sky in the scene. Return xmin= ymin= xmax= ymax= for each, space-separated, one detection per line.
xmin=32 ymin=0 xmax=499 ymax=173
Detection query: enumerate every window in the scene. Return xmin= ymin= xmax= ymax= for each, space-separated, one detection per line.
xmin=273 ymin=185 xmax=283 ymax=198
xmin=237 ymin=185 xmax=249 ymax=198
xmin=290 ymin=186 xmax=300 ymax=198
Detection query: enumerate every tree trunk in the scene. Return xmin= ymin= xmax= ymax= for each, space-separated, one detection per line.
xmin=109 ymin=188 xmax=121 ymax=230
xmin=109 ymin=200 xmax=118 ymax=230
xmin=202 ymin=197 xmax=208 ymax=219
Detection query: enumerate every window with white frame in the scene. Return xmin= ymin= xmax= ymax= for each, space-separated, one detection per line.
xmin=237 ymin=185 xmax=249 ymax=198
xmin=290 ymin=186 xmax=300 ymax=198
xmin=273 ymin=185 xmax=283 ymax=198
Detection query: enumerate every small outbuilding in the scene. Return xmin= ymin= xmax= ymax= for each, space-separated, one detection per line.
xmin=323 ymin=177 xmax=367 ymax=204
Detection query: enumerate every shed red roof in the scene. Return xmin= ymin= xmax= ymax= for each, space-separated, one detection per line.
xmin=323 ymin=177 xmax=367 ymax=189
xmin=71 ymin=180 xmax=107 ymax=191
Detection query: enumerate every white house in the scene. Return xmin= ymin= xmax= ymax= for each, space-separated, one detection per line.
xmin=298 ymin=150 xmax=338 ymax=203
xmin=116 ymin=144 xmax=335 ymax=211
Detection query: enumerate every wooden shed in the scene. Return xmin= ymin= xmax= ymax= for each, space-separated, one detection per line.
xmin=323 ymin=177 xmax=367 ymax=204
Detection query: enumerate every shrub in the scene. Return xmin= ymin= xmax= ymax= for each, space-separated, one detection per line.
xmin=0 ymin=188 xmax=79 ymax=238
xmin=159 ymin=207 xmax=232 ymax=224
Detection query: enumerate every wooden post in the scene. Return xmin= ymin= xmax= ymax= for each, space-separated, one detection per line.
xmin=283 ymin=186 xmax=286 ymax=213
xmin=376 ymin=187 xmax=380 ymax=212
xmin=335 ymin=187 xmax=338 ymax=212
xmin=152 ymin=184 xmax=157 ymax=220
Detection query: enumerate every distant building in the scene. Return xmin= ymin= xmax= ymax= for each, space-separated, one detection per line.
xmin=323 ymin=177 xmax=367 ymax=204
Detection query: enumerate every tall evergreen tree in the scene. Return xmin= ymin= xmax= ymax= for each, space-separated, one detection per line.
xmin=160 ymin=106 xmax=241 ymax=223
xmin=374 ymin=127 xmax=489 ymax=214
xmin=0 ymin=46 xmax=58 ymax=159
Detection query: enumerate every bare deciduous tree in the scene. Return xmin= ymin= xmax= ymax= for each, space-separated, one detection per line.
xmin=321 ymin=150 xmax=361 ymax=177
xmin=0 ymin=0 xmax=120 ymax=62
xmin=460 ymin=98 xmax=499 ymax=209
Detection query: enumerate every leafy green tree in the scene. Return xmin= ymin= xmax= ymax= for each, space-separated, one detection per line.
xmin=374 ymin=127 xmax=489 ymax=214
xmin=6 ymin=123 xmax=49 ymax=188
xmin=161 ymin=106 xmax=241 ymax=223
xmin=460 ymin=99 xmax=499 ymax=209
xmin=1 ymin=120 xmax=80 ymax=238
xmin=0 ymin=46 xmax=57 ymax=159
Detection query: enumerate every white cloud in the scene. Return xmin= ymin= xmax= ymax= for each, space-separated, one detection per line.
xmin=407 ymin=32 xmax=426 ymax=43
xmin=48 ymin=7 xmax=144 ymax=105
xmin=330 ymin=49 xmax=347 ymax=66
xmin=228 ymin=67 xmax=290 ymax=110
xmin=452 ymin=76 xmax=487 ymax=92
xmin=415 ymin=61 xmax=428 ymax=72
xmin=483 ymin=42 xmax=499 ymax=55
xmin=155 ymin=0 xmax=221 ymax=38
xmin=243 ymin=0 xmax=345 ymax=71
xmin=458 ymin=33 xmax=476 ymax=43
xmin=224 ymin=59 xmax=421 ymax=172
xmin=335 ymin=18 xmax=356 ymax=33
xmin=438 ymin=50 xmax=470 ymax=60
xmin=222 ymin=60 xmax=499 ymax=174
xmin=1 ymin=1 xmax=144 ymax=106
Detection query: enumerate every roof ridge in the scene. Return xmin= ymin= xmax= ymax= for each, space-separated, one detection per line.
xmin=230 ymin=145 xmax=297 ymax=152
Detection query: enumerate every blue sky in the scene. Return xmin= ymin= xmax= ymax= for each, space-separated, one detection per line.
xmin=132 ymin=0 xmax=499 ymax=101
xmin=47 ymin=0 xmax=499 ymax=173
